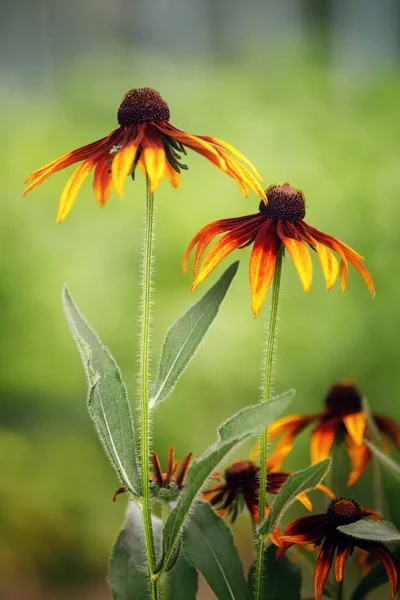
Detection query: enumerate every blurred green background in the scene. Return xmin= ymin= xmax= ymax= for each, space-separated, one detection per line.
xmin=2 ymin=1 xmax=400 ymax=598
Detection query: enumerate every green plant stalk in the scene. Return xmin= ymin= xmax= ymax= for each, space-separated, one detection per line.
xmin=139 ymin=176 xmax=158 ymax=600
xmin=254 ymin=246 xmax=283 ymax=600
xmin=161 ymin=502 xmax=170 ymax=599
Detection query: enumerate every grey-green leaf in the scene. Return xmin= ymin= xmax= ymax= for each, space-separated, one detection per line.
xmin=247 ymin=545 xmax=301 ymax=600
xmin=365 ymin=440 xmax=400 ymax=484
xmin=338 ymin=519 xmax=400 ymax=543
xmin=158 ymin=389 xmax=295 ymax=573
xmin=63 ymin=286 xmax=140 ymax=496
xmin=183 ymin=502 xmax=248 ymax=600
xmin=351 ymin=545 xmax=400 ymax=600
xmin=109 ymin=500 xmax=162 ymax=599
xmin=259 ymin=459 xmax=331 ymax=538
xmin=167 ymin=548 xmax=198 ymax=600
xmin=150 ymin=262 xmax=239 ymax=409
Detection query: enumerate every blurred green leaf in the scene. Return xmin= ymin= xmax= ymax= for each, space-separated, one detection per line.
xmin=63 ymin=286 xmax=140 ymax=496
xmin=158 ymin=389 xmax=295 ymax=573
xmin=167 ymin=549 xmax=198 ymax=600
xmin=182 ymin=502 xmax=247 ymax=600
xmin=338 ymin=519 xmax=400 ymax=542
xmin=247 ymin=545 xmax=301 ymax=600
xmin=150 ymin=262 xmax=239 ymax=409
xmin=259 ymin=459 xmax=331 ymax=538
xmin=109 ymin=500 xmax=162 ymax=599
xmin=351 ymin=545 xmax=400 ymax=600
xmin=365 ymin=440 xmax=400 ymax=484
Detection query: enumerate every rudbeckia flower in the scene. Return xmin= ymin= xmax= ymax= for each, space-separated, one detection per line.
xmin=277 ymin=497 xmax=398 ymax=600
xmin=203 ymin=446 xmax=332 ymax=523
xmin=113 ymin=445 xmax=193 ymax=502
xmin=268 ymin=381 xmax=400 ymax=486
xmin=184 ymin=182 xmax=375 ymax=317
xmin=23 ymin=87 xmax=265 ymax=222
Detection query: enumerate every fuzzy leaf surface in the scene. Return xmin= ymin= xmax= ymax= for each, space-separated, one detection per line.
xmin=158 ymin=389 xmax=295 ymax=572
xmin=150 ymin=262 xmax=239 ymax=409
xmin=338 ymin=519 xmax=400 ymax=542
xmin=259 ymin=459 xmax=331 ymax=538
xmin=247 ymin=545 xmax=301 ymax=599
xmin=182 ymin=502 xmax=248 ymax=600
xmin=167 ymin=548 xmax=198 ymax=599
xmin=109 ymin=500 xmax=162 ymax=599
xmin=63 ymin=286 xmax=140 ymax=495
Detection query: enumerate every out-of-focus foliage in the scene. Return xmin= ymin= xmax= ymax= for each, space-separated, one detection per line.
xmin=1 ymin=50 xmax=400 ymax=597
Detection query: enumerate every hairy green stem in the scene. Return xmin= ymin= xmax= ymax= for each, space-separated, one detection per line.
xmin=161 ymin=502 xmax=170 ymax=599
xmin=139 ymin=176 xmax=158 ymax=600
xmin=254 ymin=246 xmax=283 ymax=600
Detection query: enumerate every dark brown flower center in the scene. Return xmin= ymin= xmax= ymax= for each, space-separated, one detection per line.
xmin=328 ymin=497 xmax=362 ymax=525
xmin=225 ymin=461 xmax=259 ymax=490
xmin=117 ymin=87 xmax=170 ymax=126
xmin=325 ymin=380 xmax=363 ymax=415
xmin=259 ymin=183 xmax=306 ymax=222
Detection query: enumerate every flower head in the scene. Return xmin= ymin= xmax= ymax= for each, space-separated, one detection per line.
xmin=23 ymin=87 xmax=265 ymax=222
xmin=150 ymin=445 xmax=193 ymax=502
xmin=269 ymin=380 xmax=400 ymax=485
xmin=203 ymin=446 xmax=332 ymax=523
xmin=278 ymin=497 xmax=398 ymax=600
xmin=184 ymin=182 xmax=375 ymax=317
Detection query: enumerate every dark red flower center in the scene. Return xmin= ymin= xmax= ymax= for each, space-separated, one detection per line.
xmin=325 ymin=380 xmax=363 ymax=415
xmin=224 ymin=461 xmax=259 ymax=490
xmin=117 ymin=87 xmax=170 ymax=126
xmin=328 ymin=497 xmax=362 ymax=525
xmin=259 ymin=182 xmax=306 ymax=222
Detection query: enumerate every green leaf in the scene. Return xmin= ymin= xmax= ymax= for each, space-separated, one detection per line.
xmin=338 ymin=519 xmax=400 ymax=543
xmin=182 ymin=502 xmax=248 ymax=600
xmin=259 ymin=459 xmax=331 ymax=538
xmin=109 ymin=500 xmax=162 ymax=599
xmin=167 ymin=548 xmax=198 ymax=600
xmin=365 ymin=440 xmax=400 ymax=484
xmin=150 ymin=262 xmax=239 ymax=409
xmin=63 ymin=286 xmax=140 ymax=496
xmin=351 ymin=545 xmax=400 ymax=600
xmin=158 ymin=389 xmax=295 ymax=573
xmin=247 ymin=545 xmax=301 ymax=600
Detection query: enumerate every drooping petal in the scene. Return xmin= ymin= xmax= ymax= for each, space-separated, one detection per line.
xmin=355 ymin=541 xmax=399 ymax=599
xmin=342 ymin=411 xmax=367 ymax=446
xmin=297 ymin=492 xmax=313 ymax=511
xmin=314 ymin=539 xmax=337 ymax=600
xmin=374 ymin=415 xmax=400 ymax=451
xmin=310 ymin=417 xmax=341 ymax=464
xmin=165 ymin=160 xmax=181 ymax=188
xmin=197 ymin=134 xmax=262 ymax=178
xmin=93 ymin=157 xmax=113 ymax=207
xmin=279 ymin=514 xmax=329 ymax=547
xmin=345 ymin=435 xmax=372 ymax=486
xmin=266 ymin=472 xmax=290 ymax=494
xmin=203 ymin=484 xmax=226 ymax=503
xmin=112 ymin=126 xmax=143 ymax=198
xmin=268 ymin=414 xmax=318 ymax=443
xmin=175 ymin=452 xmax=194 ymax=487
xmin=56 ymin=159 xmax=96 ymax=223
xmin=334 ymin=540 xmax=351 ymax=582
xmin=220 ymin=149 xmax=266 ymax=199
xmin=249 ymin=220 xmax=280 ymax=317
xmin=266 ymin=445 xmax=294 ymax=472
xmin=316 ymin=484 xmax=336 ymax=500
xmin=277 ymin=221 xmax=312 ymax=292
xmin=141 ymin=124 xmax=167 ymax=192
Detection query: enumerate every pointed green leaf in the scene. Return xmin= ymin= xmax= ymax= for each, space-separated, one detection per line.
xmin=150 ymin=262 xmax=239 ymax=409
xmin=158 ymin=389 xmax=295 ymax=573
xmin=182 ymin=502 xmax=247 ymax=600
xmin=259 ymin=459 xmax=331 ymax=538
xmin=109 ymin=500 xmax=162 ymax=599
xmin=365 ymin=440 xmax=400 ymax=484
xmin=351 ymin=545 xmax=400 ymax=600
xmin=338 ymin=519 xmax=400 ymax=543
xmin=63 ymin=286 xmax=140 ymax=496
xmin=167 ymin=550 xmax=198 ymax=600
xmin=247 ymin=545 xmax=301 ymax=600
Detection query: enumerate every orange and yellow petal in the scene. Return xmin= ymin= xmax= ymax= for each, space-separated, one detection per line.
xmin=314 ymin=539 xmax=336 ymax=600
xmin=249 ymin=221 xmax=280 ymax=317
xmin=197 ymin=135 xmax=262 ymax=179
xmin=93 ymin=158 xmax=113 ymax=207
xmin=342 ymin=411 xmax=367 ymax=447
xmin=112 ymin=127 xmax=143 ymax=198
xmin=355 ymin=542 xmax=399 ymax=599
xmin=268 ymin=414 xmax=317 ymax=443
xmin=165 ymin=161 xmax=181 ymax=188
xmin=334 ymin=541 xmax=351 ymax=582
xmin=310 ymin=418 xmax=341 ymax=464
xmin=141 ymin=124 xmax=167 ymax=192
xmin=345 ymin=436 xmax=372 ymax=486
xmin=265 ymin=444 xmax=294 ymax=472
xmin=297 ymin=492 xmax=313 ymax=512
xmin=56 ymin=159 xmax=96 ymax=223
xmin=277 ymin=222 xmax=312 ymax=292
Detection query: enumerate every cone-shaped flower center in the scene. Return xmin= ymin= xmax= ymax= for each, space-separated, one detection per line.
xmin=259 ymin=182 xmax=306 ymax=222
xmin=325 ymin=380 xmax=363 ymax=415
xmin=117 ymin=87 xmax=170 ymax=126
xmin=328 ymin=497 xmax=362 ymax=525
xmin=225 ymin=461 xmax=259 ymax=489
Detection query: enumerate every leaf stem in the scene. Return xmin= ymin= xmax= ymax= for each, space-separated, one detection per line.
xmin=254 ymin=245 xmax=283 ymax=600
xmin=139 ymin=176 xmax=158 ymax=600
